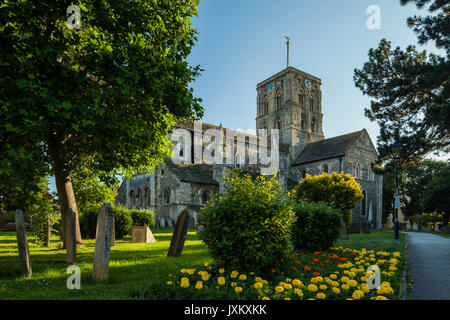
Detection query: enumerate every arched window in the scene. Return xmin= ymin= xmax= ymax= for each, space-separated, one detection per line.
xmin=137 ymin=189 xmax=142 ymax=208
xmin=200 ymin=189 xmax=209 ymax=205
xmin=163 ymin=189 xmax=170 ymax=205
xmin=276 ymin=92 xmax=282 ymax=110
xmin=129 ymin=190 xmax=135 ymax=209
xmin=355 ymin=164 xmax=361 ymax=178
xmin=311 ymin=119 xmax=316 ymax=133
xmin=275 ymin=116 xmax=282 ymax=130
xmin=310 ymin=98 xmax=314 ymax=111
xmin=301 ymin=114 xmax=306 ymax=130
xmin=301 ymin=170 xmax=306 ymax=179
xmin=263 ymin=97 xmax=269 ymax=115
xmin=261 ymin=121 xmax=268 ymax=130
xmin=298 ymin=92 xmax=305 ymax=106
xmin=323 ymin=164 xmax=329 ymax=174
xmin=144 ymin=187 xmax=150 ymax=207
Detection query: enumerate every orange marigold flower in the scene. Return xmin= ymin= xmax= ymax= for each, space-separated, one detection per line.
xmin=313 ymin=272 xmax=320 ymax=276
xmin=313 ymin=252 xmax=321 ymax=255
xmin=292 ymin=266 xmax=297 ymax=271
xmin=304 ymin=266 xmax=311 ymax=272
xmin=295 ymin=260 xmax=301 ymax=265
xmin=271 ymin=268 xmax=276 ymax=273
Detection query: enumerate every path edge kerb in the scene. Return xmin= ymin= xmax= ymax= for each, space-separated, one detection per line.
xmin=401 ymin=233 xmax=409 ymax=300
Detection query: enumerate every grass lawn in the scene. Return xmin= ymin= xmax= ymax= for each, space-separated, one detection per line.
xmin=0 ymin=229 xmax=406 ymax=300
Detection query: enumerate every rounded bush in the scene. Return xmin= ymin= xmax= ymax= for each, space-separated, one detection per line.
xmin=79 ymin=203 xmax=132 ymax=239
xmin=130 ymin=209 xmax=154 ymax=227
xmin=197 ymin=170 xmax=294 ymax=273
xmin=291 ymin=200 xmax=342 ymax=252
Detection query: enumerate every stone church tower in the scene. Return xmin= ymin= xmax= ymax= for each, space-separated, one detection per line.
xmin=256 ymin=66 xmax=325 ymax=161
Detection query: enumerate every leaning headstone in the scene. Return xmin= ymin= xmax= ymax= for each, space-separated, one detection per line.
xmin=131 ymin=226 xmax=156 ymax=243
xmin=167 ymin=211 xmax=191 ymax=257
xmin=93 ymin=203 xmax=114 ymax=282
xmin=14 ymin=210 xmax=32 ymax=278
xmin=160 ymin=216 xmax=166 ymax=228
xmin=167 ymin=217 xmax=173 ymax=228
xmin=66 ymin=209 xmax=77 ymax=264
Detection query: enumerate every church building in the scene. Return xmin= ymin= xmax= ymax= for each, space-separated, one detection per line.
xmin=116 ymin=66 xmax=383 ymax=231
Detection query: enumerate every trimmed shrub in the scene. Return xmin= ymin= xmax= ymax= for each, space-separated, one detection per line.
xmin=198 ymin=170 xmax=294 ymax=273
xmin=291 ymin=200 xmax=342 ymax=252
xmin=79 ymin=203 xmax=132 ymax=239
xmin=130 ymin=209 xmax=154 ymax=227
xmin=293 ymin=172 xmax=364 ymax=227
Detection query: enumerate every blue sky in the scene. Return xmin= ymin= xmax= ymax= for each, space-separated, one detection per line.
xmin=49 ymin=0 xmax=447 ymax=194
xmin=187 ymin=0 xmax=445 ymax=146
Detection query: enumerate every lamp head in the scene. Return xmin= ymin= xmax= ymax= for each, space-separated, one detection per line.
xmin=390 ymin=140 xmax=404 ymax=159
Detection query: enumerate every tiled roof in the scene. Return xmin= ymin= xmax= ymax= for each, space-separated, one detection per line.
xmin=165 ymin=159 xmax=218 ymax=185
xmin=292 ymin=130 xmax=364 ymax=166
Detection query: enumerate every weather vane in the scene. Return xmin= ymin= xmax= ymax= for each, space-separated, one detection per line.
xmin=285 ymin=36 xmax=290 ymax=68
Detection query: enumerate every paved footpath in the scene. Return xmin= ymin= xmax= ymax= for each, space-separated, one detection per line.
xmin=406 ymin=232 xmax=450 ymax=300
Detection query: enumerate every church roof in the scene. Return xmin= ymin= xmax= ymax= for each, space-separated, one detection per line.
xmin=292 ymin=130 xmax=365 ymax=166
xmin=165 ymin=159 xmax=218 ymax=185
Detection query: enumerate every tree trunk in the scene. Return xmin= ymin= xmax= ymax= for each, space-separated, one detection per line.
xmin=47 ymin=133 xmax=83 ymax=254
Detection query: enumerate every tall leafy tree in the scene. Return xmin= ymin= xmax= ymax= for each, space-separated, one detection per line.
xmin=0 ymin=0 xmax=203 ymax=254
xmin=354 ymin=0 xmax=449 ymax=165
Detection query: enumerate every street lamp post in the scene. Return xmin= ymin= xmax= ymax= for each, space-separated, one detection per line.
xmin=391 ymin=140 xmax=404 ymax=244
xmin=419 ymin=199 xmax=423 ymax=232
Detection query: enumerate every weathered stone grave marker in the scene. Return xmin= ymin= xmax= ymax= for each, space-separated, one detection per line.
xmin=14 ymin=209 xmax=32 ymax=277
xmin=93 ymin=203 xmax=114 ymax=281
xmin=66 ymin=208 xmax=77 ymax=264
xmin=167 ymin=211 xmax=191 ymax=258
xmin=131 ymin=226 xmax=156 ymax=243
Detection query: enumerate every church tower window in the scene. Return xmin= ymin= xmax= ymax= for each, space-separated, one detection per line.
xmin=164 ymin=189 xmax=170 ymax=205
xmin=276 ymin=92 xmax=282 ymax=110
xmin=129 ymin=190 xmax=135 ymax=209
xmin=275 ymin=116 xmax=282 ymax=130
xmin=311 ymin=119 xmax=316 ymax=133
xmin=144 ymin=187 xmax=150 ymax=208
xmin=298 ymin=92 xmax=305 ymax=107
xmin=263 ymin=97 xmax=268 ymax=115
xmin=301 ymin=114 xmax=305 ymax=130
xmin=310 ymin=99 xmax=314 ymax=111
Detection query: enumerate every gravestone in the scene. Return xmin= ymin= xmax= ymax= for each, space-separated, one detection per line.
xmin=167 ymin=211 xmax=191 ymax=257
xmin=166 ymin=217 xmax=173 ymax=228
xmin=93 ymin=203 xmax=114 ymax=282
xmin=362 ymin=222 xmax=371 ymax=234
xmin=160 ymin=216 xmax=166 ymax=228
xmin=131 ymin=226 xmax=156 ymax=243
xmin=348 ymin=223 xmax=361 ymax=234
xmin=15 ymin=210 xmax=32 ymax=278
xmin=66 ymin=209 xmax=77 ymax=264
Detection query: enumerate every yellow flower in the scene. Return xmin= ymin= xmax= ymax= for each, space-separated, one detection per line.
xmin=332 ymin=287 xmax=341 ymax=294
xmin=230 ymin=271 xmax=239 ymax=278
xmin=180 ymin=281 xmax=189 ymax=288
xmin=202 ymin=274 xmax=210 ymax=281
xmin=352 ymin=290 xmax=364 ymax=300
xmin=294 ymin=288 xmax=303 ymax=296
xmin=341 ymin=284 xmax=350 ymax=290
xmin=348 ymin=280 xmax=358 ymax=287
xmin=167 ymin=281 xmax=173 ymax=285
xmin=187 ymin=269 xmax=195 ymax=275
xmin=181 ymin=277 xmax=189 ymax=283
xmin=195 ymin=281 xmax=203 ymax=290
xmin=180 ymin=269 xmax=187 ymax=274
xmin=235 ymin=286 xmax=243 ymax=293
xmin=219 ymin=268 xmax=225 ymax=274
xmin=319 ymin=284 xmax=327 ymax=290
xmin=231 ymin=282 xmax=237 ymax=287
xmin=254 ymin=282 xmax=263 ymax=289
xmin=341 ymin=276 xmax=350 ymax=283
xmin=330 ymin=274 xmax=338 ymax=280
xmin=285 ymin=278 xmax=292 ymax=283
xmin=376 ymin=295 xmax=389 ymax=300
xmin=292 ymin=279 xmax=302 ymax=287
xmin=307 ymin=284 xmax=318 ymax=292
xmin=331 ymin=281 xmax=339 ymax=287
xmin=283 ymin=283 xmax=292 ymax=290
xmin=239 ymin=274 xmax=247 ymax=281
xmin=204 ymin=262 xmax=209 ymax=267
xmin=361 ymin=276 xmax=368 ymax=282
xmin=262 ymin=297 xmax=270 ymax=300
xmin=275 ymin=286 xmax=284 ymax=293
xmin=255 ymin=277 xmax=263 ymax=282
xmin=218 ymin=277 xmax=226 ymax=286
xmin=316 ymin=292 xmax=326 ymax=299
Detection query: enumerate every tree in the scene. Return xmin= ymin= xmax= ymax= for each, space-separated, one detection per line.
xmin=423 ymin=164 xmax=450 ymax=225
xmin=292 ymin=172 xmax=364 ymax=227
xmin=70 ymin=162 xmax=119 ymax=216
xmin=354 ymin=0 xmax=449 ymax=165
xmin=0 ymin=1 xmax=203 ymax=256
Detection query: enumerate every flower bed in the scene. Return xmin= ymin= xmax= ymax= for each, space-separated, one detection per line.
xmin=134 ymin=246 xmax=405 ymax=300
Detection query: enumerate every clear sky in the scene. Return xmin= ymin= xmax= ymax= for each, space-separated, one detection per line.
xmin=49 ymin=0 xmax=447 ymax=194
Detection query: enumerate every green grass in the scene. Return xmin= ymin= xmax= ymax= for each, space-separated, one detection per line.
xmin=0 ymin=229 xmax=211 ymax=300
xmin=0 ymin=229 xmax=407 ymax=300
